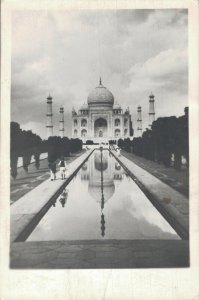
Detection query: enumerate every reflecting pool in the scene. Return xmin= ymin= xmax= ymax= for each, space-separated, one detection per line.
xmin=27 ymin=150 xmax=180 ymax=241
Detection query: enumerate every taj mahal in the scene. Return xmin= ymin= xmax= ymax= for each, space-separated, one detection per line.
xmin=45 ymin=78 xmax=155 ymax=140
xmin=71 ymin=78 xmax=133 ymax=142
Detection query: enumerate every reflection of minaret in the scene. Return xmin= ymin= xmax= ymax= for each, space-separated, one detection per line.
xmin=100 ymin=148 xmax=105 ymax=237
xmin=137 ymin=105 xmax=142 ymax=137
xmin=101 ymin=213 xmax=105 ymax=237
xmin=59 ymin=106 xmax=64 ymax=138
xmin=88 ymin=150 xmax=115 ymax=202
xmin=149 ymin=93 xmax=155 ymax=128
xmin=46 ymin=95 xmax=53 ymax=138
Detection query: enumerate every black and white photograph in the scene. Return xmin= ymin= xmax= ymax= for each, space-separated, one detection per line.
xmin=1 ymin=0 xmax=199 ymax=299
xmin=9 ymin=7 xmax=190 ymax=269
xmin=10 ymin=9 xmax=189 ymax=269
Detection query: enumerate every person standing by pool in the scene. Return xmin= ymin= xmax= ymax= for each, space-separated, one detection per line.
xmin=58 ymin=156 xmax=67 ymax=180
xmin=49 ymin=161 xmax=57 ymax=181
xmin=117 ymin=147 xmax=121 ymax=157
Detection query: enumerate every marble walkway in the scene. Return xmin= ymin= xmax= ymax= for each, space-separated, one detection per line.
xmin=10 ymin=240 xmax=189 ymax=269
xmin=10 ymin=150 xmax=86 ymax=204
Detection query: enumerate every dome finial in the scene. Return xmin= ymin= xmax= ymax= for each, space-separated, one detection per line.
xmin=99 ymin=77 xmax=102 ymax=85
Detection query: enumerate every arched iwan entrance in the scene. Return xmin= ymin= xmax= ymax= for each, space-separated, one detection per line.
xmin=94 ymin=118 xmax=107 ymax=137
xmin=81 ymin=129 xmax=87 ymax=137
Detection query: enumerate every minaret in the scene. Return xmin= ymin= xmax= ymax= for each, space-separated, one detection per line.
xmin=46 ymin=94 xmax=53 ymax=138
xmin=137 ymin=105 xmax=142 ymax=137
xmin=149 ymin=93 xmax=155 ymax=128
xmin=59 ymin=106 xmax=64 ymax=138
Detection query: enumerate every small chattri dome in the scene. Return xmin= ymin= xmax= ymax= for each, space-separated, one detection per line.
xmin=149 ymin=92 xmax=154 ymax=98
xmin=113 ymin=103 xmax=121 ymax=109
xmin=47 ymin=94 xmax=52 ymax=100
xmin=80 ymin=103 xmax=88 ymax=110
xmin=87 ymin=78 xmax=114 ymax=107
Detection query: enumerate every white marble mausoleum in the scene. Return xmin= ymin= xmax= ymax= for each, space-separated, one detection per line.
xmin=72 ymin=79 xmax=133 ymax=142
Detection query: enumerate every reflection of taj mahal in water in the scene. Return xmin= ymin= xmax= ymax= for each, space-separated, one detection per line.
xmin=80 ymin=150 xmax=125 ymax=203
xmin=72 ymin=78 xmax=133 ymax=142
xmin=80 ymin=150 xmax=125 ymax=237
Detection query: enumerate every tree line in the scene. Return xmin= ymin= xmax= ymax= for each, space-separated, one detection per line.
xmin=10 ymin=122 xmax=83 ymax=179
xmin=117 ymin=107 xmax=189 ymax=170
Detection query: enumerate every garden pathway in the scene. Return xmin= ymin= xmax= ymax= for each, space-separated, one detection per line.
xmin=10 ymin=150 xmax=85 ymax=204
xmin=121 ymin=150 xmax=189 ymax=197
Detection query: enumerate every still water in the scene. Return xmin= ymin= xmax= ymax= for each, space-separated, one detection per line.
xmin=27 ymin=150 xmax=180 ymax=241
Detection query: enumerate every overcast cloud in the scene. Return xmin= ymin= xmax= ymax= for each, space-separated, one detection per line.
xmin=11 ymin=9 xmax=188 ymax=138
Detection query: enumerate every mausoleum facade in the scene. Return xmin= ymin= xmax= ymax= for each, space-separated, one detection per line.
xmin=72 ymin=79 xmax=133 ymax=142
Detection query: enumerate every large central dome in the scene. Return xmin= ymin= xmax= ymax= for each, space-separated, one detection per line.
xmin=87 ymin=78 xmax=114 ymax=107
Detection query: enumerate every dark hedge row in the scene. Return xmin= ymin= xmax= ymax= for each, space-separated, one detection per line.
xmin=10 ymin=122 xmax=82 ymax=179
xmin=117 ymin=107 xmax=188 ymax=170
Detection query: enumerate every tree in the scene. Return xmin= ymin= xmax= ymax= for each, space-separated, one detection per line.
xmin=118 ymin=139 xmax=124 ymax=149
xmin=152 ymin=117 xmax=177 ymax=167
xmin=70 ymin=138 xmax=82 ymax=153
xmin=11 ymin=122 xmax=23 ymax=155
xmin=123 ymin=138 xmax=131 ymax=152
xmin=132 ymin=137 xmax=143 ymax=156
xmin=20 ymin=130 xmax=42 ymax=171
xmin=10 ymin=122 xmax=23 ymax=178
xmin=176 ymin=107 xmax=189 ymax=168
xmin=142 ymin=129 xmax=155 ymax=161
xmin=62 ymin=137 xmax=71 ymax=156
xmin=10 ymin=152 xmax=18 ymax=179
xmin=10 ymin=122 xmax=44 ymax=176
xmin=47 ymin=136 xmax=62 ymax=162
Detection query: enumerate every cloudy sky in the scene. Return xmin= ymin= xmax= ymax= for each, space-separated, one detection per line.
xmin=11 ymin=9 xmax=188 ymax=138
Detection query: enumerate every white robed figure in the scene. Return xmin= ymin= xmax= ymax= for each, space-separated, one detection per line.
xmin=58 ymin=157 xmax=68 ymax=180
xmin=117 ymin=147 xmax=121 ymax=157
